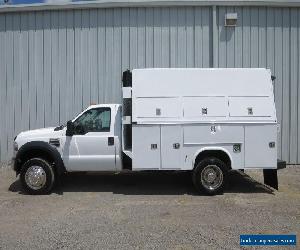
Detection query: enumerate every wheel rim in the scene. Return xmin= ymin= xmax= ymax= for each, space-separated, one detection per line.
xmin=200 ymin=164 xmax=223 ymax=191
xmin=24 ymin=165 xmax=47 ymax=190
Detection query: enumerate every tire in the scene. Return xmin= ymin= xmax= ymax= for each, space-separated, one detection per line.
xmin=192 ymin=157 xmax=228 ymax=195
xmin=20 ymin=158 xmax=56 ymax=195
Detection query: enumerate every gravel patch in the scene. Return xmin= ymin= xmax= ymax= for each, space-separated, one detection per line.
xmin=0 ymin=165 xmax=299 ymax=249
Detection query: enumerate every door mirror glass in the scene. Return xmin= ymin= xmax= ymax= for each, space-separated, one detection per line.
xmin=66 ymin=120 xmax=74 ymax=136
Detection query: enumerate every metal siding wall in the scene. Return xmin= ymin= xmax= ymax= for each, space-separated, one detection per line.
xmin=0 ymin=14 xmax=5 ymax=162
xmin=0 ymin=6 xmax=299 ymax=164
xmin=217 ymin=6 xmax=300 ymax=164
xmin=0 ymin=7 xmax=211 ymax=162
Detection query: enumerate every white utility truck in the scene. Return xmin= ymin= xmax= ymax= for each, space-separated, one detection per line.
xmin=12 ymin=68 xmax=286 ymax=195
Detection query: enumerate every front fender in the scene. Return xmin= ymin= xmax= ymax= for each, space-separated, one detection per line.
xmin=14 ymin=141 xmax=66 ymax=176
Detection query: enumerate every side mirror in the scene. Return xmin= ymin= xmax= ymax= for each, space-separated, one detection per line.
xmin=66 ymin=120 xmax=74 ymax=136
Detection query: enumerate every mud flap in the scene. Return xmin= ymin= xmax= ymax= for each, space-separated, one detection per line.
xmin=263 ymin=169 xmax=278 ymax=190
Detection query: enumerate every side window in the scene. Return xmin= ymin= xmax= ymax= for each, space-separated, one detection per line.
xmin=73 ymin=108 xmax=111 ymax=134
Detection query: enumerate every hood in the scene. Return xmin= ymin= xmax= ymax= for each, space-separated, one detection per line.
xmin=17 ymin=127 xmax=60 ymax=140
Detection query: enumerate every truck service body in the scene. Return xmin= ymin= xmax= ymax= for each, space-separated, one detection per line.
xmin=12 ymin=68 xmax=286 ymax=195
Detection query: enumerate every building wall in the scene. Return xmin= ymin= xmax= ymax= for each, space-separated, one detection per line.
xmin=216 ymin=6 xmax=300 ymax=163
xmin=0 ymin=6 xmax=299 ymax=164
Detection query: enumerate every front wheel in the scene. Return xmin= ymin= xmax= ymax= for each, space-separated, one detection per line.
xmin=20 ymin=158 xmax=56 ymax=195
xmin=192 ymin=157 xmax=228 ymax=195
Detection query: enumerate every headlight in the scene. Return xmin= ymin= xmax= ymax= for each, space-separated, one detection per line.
xmin=13 ymin=141 xmax=18 ymax=151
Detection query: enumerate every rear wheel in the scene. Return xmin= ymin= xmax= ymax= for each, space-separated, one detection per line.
xmin=20 ymin=158 xmax=56 ymax=195
xmin=193 ymin=157 xmax=228 ymax=195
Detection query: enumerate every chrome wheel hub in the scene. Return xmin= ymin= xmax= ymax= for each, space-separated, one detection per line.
xmin=25 ymin=166 xmax=46 ymax=190
xmin=201 ymin=165 xmax=223 ymax=190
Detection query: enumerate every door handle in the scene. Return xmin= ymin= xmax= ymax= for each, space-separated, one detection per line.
xmin=173 ymin=143 xmax=180 ymax=149
xmin=108 ymin=137 xmax=114 ymax=146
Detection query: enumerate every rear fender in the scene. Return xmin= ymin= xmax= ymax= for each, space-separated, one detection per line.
xmin=192 ymin=146 xmax=233 ymax=169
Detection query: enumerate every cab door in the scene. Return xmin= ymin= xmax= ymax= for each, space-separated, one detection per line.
xmin=63 ymin=107 xmax=116 ymax=171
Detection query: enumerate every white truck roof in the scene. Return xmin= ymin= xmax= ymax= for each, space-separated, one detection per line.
xmin=131 ymin=68 xmax=276 ymax=124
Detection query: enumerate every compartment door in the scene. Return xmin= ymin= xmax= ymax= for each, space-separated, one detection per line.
xmin=183 ymin=96 xmax=227 ymax=118
xmin=229 ymin=97 xmax=273 ymax=117
xmin=132 ymin=125 xmax=160 ymax=170
xmin=135 ymin=97 xmax=181 ymax=118
xmin=161 ymin=125 xmax=183 ymax=169
xmin=245 ymin=125 xmax=277 ymax=168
